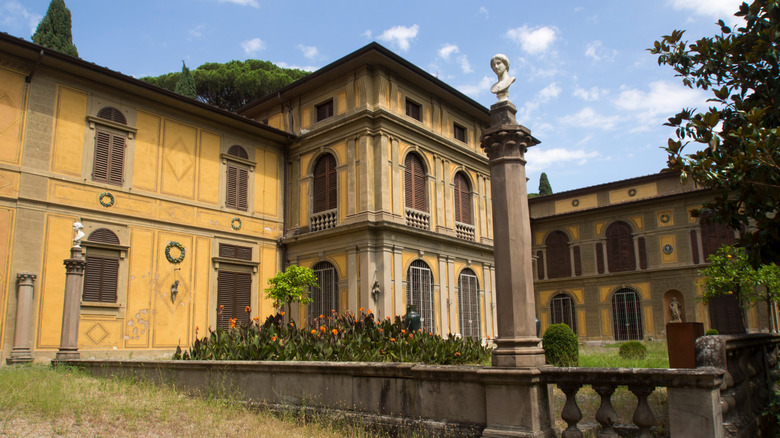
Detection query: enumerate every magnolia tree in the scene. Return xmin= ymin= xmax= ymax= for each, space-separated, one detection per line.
xmin=699 ymin=245 xmax=780 ymax=332
xmin=264 ymin=265 xmax=318 ymax=323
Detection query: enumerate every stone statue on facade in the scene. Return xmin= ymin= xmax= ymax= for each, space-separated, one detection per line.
xmin=72 ymin=222 xmax=85 ymax=248
xmin=670 ymin=296 xmax=682 ymax=322
xmin=490 ymin=54 xmax=515 ymax=102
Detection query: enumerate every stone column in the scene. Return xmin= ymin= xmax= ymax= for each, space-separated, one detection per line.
xmin=7 ymin=273 xmax=37 ymax=364
xmin=56 ymin=246 xmax=86 ymax=360
xmin=480 ymin=100 xmax=545 ymax=367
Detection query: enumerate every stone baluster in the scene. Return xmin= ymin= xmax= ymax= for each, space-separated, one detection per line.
xmin=593 ymin=384 xmax=619 ymax=438
xmin=629 ymin=385 xmax=656 ymax=438
xmin=559 ymin=383 xmax=583 ymax=438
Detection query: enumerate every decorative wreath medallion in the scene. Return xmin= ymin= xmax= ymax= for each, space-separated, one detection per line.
xmin=571 ymin=199 xmax=580 ymax=207
xmin=660 ymin=213 xmax=671 ymax=223
xmin=165 ymin=241 xmax=186 ymax=264
xmin=663 ymin=244 xmax=674 ymax=255
xmin=231 ymin=217 xmax=242 ymax=230
xmin=628 ymin=188 xmax=637 ymax=197
xmin=98 ymin=192 xmax=115 ymax=208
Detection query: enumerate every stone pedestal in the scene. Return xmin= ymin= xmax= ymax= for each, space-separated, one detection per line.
xmin=667 ymin=322 xmax=704 ymax=368
xmin=56 ymin=246 xmax=85 ymax=360
xmin=479 ymin=368 xmax=556 ymax=438
xmin=7 ymin=273 xmax=37 ymax=364
xmin=480 ymin=101 xmax=544 ymax=368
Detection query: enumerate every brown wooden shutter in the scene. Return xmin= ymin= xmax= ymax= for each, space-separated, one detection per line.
xmin=690 ymin=230 xmax=700 ymax=264
xmin=316 ymin=100 xmax=334 ymax=121
xmin=596 ymin=243 xmax=605 ymax=274
xmin=93 ymin=131 xmax=111 ymax=182
xmin=88 ymin=228 xmax=120 ymax=245
xmin=606 ymin=222 xmax=635 ymax=272
xmin=94 ymin=131 xmax=124 ymax=185
xmin=701 ymin=219 xmax=736 ymax=258
xmin=83 ymin=255 xmax=118 ymax=303
xmin=406 ymin=100 xmax=421 ymax=121
xmin=227 ymin=145 xmax=248 ymax=159
xmin=218 ymin=243 xmax=252 ymax=261
xmin=236 ymin=167 xmax=248 ymax=211
xmin=97 ymin=107 xmax=127 ymax=124
xmin=453 ymin=124 xmax=466 ymax=143
xmin=573 ymin=245 xmax=582 ymax=276
xmin=313 ymin=154 xmax=337 ymax=213
xmin=217 ymin=270 xmax=252 ymax=329
xmin=638 ymin=236 xmax=648 ymax=270
xmin=108 ymin=134 xmax=125 ymax=185
xmin=454 ymin=173 xmax=472 ymax=224
xmin=545 ymin=231 xmax=571 ymax=279
xmin=536 ymin=250 xmax=545 ymax=279
xmin=404 ymin=154 xmax=427 ymax=212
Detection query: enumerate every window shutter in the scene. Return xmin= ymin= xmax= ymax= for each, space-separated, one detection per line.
xmin=93 ymin=131 xmax=111 ymax=182
xmin=237 ymin=167 xmax=248 ymax=211
xmin=217 ymin=271 xmax=252 ymax=329
xmin=701 ymin=219 xmax=735 ymax=258
xmin=545 ymin=231 xmax=571 ymax=279
xmin=638 ymin=236 xmax=648 ymax=270
xmin=690 ymin=230 xmax=700 ymax=264
xmin=218 ymin=243 xmax=252 ymax=261
xmin=596 ymin=243 xmax=605 ymax=274
xmin=454 ymin=173 xmax=472 ymax=224
xmin=406 ymin=100 xmax=421 ymax=121
xmin=227 ymin=145 xmax=248 ymax=159
xmin=313 ymin=154 xmax=337 ymax=213
xmin=83 ymin=255 xmax=118 ymax=303
xmin=88 ymin=228 xmax=120 ymax=245
xmin=235 ymin=272 xmax=252 ymax=326
xmin=97 ymin=107 xmax=127 ymax=124
xmin=453 ymin=124 xmax=466 ymax=143
xmin=606 ymin=222 xmax=635 ymax=272
xmin=404 ymin=154 xmax=427 ymax=212
xmin=573 ymin=245 xmax=582 ymax=276
xmin=316 ymin=100 xmax=334 ymax=122
xmin=226 ymin=165 xmax=238 ymax=209
xmin=108 ymin=134 xmax=125 ymax=185
xmin=536 ymin=250 xmax=545 ymax=279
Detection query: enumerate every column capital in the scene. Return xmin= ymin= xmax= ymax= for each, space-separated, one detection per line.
xmin=16 ymin=272 xmax=37 ymax=283
xmin=480 ymin=125 xmax=540 ymax=161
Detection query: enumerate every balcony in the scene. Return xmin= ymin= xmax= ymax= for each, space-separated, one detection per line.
xmin=310 ymin=209 xmax=337 ymax=232
xmin=455 ymin=221 xmax=475 ymax=241
xmin=405 ymin=207 xmax=430 ymax=230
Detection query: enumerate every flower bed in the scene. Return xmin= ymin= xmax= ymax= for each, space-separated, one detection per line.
xmin=174 ymin=309 xmax=492 ymax=365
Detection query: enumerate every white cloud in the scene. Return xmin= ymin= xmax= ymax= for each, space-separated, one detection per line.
xmin=378 ymin=24 xmax=419 ymax=52
xmin=241 ymin=38 xmax=265 ymax=55
xmin=584 ymin=41 xmax=617 ymax=62
xmin=1 ymin=1 xmax=41 ymax=34
xmin=188 ymin=24 xmax=206 ymax=40
xmin=479 ymin=7 xmax=489 ymax=19
xmin=538 ymin=83 xmax=561 ymax=102
xmin=298 ymin=44 xmax=319 ymax=60
xmin=275 ymin=61 xmax=318 ymax=72
xmin=456 ymin=76 xmax=491 ymax=98
xmin=667 ymin=0 xmax=744 ymax=19
xmin=506 ymin=25 xmax=558 ymax=55
xmin=438 ymin=44 xmax=459 ymax=60
xmin=525 ymin=147 xmax=600 ymax=172
xmin=573 ymin=86 xmax=606 ymax=101
xmin=614 ymin=80 xmax=706 ymax=117
xmin=559 ymin=107 xmax=620 ymax=130
xmin=218 ymin=0 xmax=259 ymax=7
xmin=361 ymin=30 xmax=372 ymax=39
xmin=457 ymin=55 xmax=472 ymax=74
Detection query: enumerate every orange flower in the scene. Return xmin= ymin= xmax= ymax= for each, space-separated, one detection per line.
xmin=253 ymin=317 xmax=259 ymax=322
xmin=401 ymin=329 xmax=406 ymax=334
xmin=428 ymin=332 xmax=432 ymax=336
xmin=245 ymin=306 xmax=251 ymax=313
xmin=280 ymin=311 xmax=285 ymax=316
xmin=360 ymin=307 xmax=364 ymax=312
xmin=455 ymin=352 xmax=461 ymax=357
xmin=409 ymin=333 xmax=413 ymax=339
xmin=331 ymin=328 xmax=338 ymax=335
xmin=390 ymin=338 xmax=396 ymax=342
xmin=386 ymin=316 xmax=391 ymax=320
xmin=195 ymin=327 xmax=199 ymax=335
xmin=229 ymin=318 xmax=237 ymax=329
xmin=311 ymin=329 xmax=317 ymax=335
xmin=320 ymin=325 xmax=326 ymax=332
xmin=319 ymin=314 xmax=324 ymax=319
xmin=367 ymin=309 xmax=373 ymax=315
xmin=379 ymin=328 xmax=383 ymax=333
xmin=487 ymin=335 xmax=491 ymax=340
xmin=271 ymin=336 xmax=277 ymax=342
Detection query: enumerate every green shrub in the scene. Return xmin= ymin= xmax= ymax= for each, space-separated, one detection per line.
xmin=173 ymin=309 xmax=492 ymax=365
xmin=618 ymin=341 xmax=648 ymax=360
xmin=542 ymin=323 xmax=578 ymax=367
xmin=705 ymin=328 xmax=719 ymax=335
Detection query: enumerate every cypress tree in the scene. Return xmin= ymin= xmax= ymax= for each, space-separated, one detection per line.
xmin=539 ymin=172 xmax=553 ymax=196
xmin=31 ymin=0 xmax=79 ymax=57
xmin=175 ymin=61 xmax=197 ymax=99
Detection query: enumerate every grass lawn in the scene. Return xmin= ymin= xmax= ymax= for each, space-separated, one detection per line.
xmin=578 ymin=339 xmax=670 ymax=368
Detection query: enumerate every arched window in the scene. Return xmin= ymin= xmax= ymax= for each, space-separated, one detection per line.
xmin=404 ymin=153 xmax=427 ymax=212
xmin=458 ymin=268 xmax=480 ymax=339
xmin=92 ymin=107 xmax=127 ymax=185
xmin=407 ymin=260 xmax=434 ymax=334
xmin=83 ymin=228 xmax=121 ymax=303
xmin=313 ymin=154 xmax=337 ymax=213
xmin=225 ymin=145 xmax=249 ymax=211
xmin=612 ymin=288 xmax=643 ymax=340
xmin=453 ymin=172 xmax=472 ymax=225
xmin=550 ymin=293 xmax=576 ymax=333
xmin=606 ymin=221 xmax=635 ymax=273
xmin=700 ymin=218 xmax=736 ymax=258
xmin=546 ymin=231 xmax=571 ymax=279
xmin=310 ymin=261 xmax=338 ymax=317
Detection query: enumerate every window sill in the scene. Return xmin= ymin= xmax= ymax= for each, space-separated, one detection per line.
xmin=81 ymin=301 xmax=121 ymax=309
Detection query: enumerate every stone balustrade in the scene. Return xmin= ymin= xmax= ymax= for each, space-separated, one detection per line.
xmin=455 ymin=221 xmax=476 ymax=241
xmin=405 ymin=207 xmax=430 ymax=230
xmin=310 ymin=209 xmax=337 ymax=231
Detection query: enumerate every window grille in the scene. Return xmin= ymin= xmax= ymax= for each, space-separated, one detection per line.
xmin=408 ymin=260 xmax=434 ymax=334
xmin=310 ymin=261 xmax=338 ymax=317
xmin=612 ymin=288 xmax=643 ymax=340
xmin=458 ymin=269 xmax=480 ymax=339
xmin=550 ymin=293 xmax=576 ymax=333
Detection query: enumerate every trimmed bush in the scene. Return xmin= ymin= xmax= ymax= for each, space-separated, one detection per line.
xmin=705 ymin=328 xmax=719 ymax=335
xmin=618 ymin=341 xmax=648 ymax=360
xmin=542 ymin=323 xmax=578 ymax=367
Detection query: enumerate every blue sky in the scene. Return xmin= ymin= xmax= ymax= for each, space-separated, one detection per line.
xmin=3 ymin=0 xmax=745 ymax=192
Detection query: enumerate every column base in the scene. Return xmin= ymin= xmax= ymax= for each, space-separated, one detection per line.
xmin=478 ymin=367 xmax=556 ymax=438
xmin=491 ymin=337 xmax=546 ymax=367
xmin=55 ymin=349 xmax=80 ymax=361
xmin=6 ymin=348 xmax=32 ymax=365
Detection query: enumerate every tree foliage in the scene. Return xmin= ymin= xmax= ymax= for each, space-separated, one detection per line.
xmin=699 ymin=245 xmax=780 ymax=331
xmin=538 ymin=172 xmax=553 ymax=196
xmin=174 ymin=61 xmax=197 ymax=99
xmin=142 ymin=59 xmax=309 ymax=111
xmin=650 ymin=0 xmax=780 ymax=265
xmin=264 ymin=265 xmax=318 ymax=323
xmin=32 ymin=0 xmax=78 ymax=57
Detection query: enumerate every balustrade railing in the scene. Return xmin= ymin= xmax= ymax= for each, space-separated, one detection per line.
xmin=310 ymin=209 xmax=337 ymax=231
xmin=455 ymin=221 xmax=475 ymax=241
xmin=405 ymin=207 xmax=430 ymax=230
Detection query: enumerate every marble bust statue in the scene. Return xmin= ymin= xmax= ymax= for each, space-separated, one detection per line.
xmin=72 ymin=222 xmax=85 ymax=247
xmin=490 ymin=54 xmax=515 ymax=101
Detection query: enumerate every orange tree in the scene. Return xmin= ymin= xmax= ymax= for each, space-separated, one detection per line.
xmin=264 ymin=265 xmax=318 ymax=324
